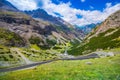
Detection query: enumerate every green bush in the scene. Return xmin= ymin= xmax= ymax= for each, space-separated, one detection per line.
xmin=29 ymin=36 xmax=42 ymax=44
xmin=46 ymin=39 xmax=57 ymax=46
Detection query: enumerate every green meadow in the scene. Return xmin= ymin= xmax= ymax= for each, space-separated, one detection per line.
xmin=0 ymin=54 xmax=120 ymax=80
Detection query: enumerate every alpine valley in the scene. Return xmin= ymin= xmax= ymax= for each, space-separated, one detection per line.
xmin=0 ymin=0 xmax=120 ymax=80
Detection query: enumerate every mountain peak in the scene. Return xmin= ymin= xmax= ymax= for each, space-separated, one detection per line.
xmin=24 ymin=8 xmax=75 ymax=30
xmin=0 ymin=0 xmax=18 ymax=11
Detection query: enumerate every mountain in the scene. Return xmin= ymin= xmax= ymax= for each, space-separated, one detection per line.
xmin=77 ymin=23 xmax=99 ymax=34
xmin=0 ymin=0 xmax=85 ymax=49
xmin=24 ymin=8 xmax=75 ymax=29
xmin=0 ymin=0 xmax=18 ymax=11
xmin=88 ymin=10 xmax=120 ymax=38
xmin=0 ymin=9 xmax=84 ymax=48
xmin=0 ymin=0 xmax=86 ymax=67
xmin=0 ymin=0 xmax=84 ymax=47
xmin=68 ymin=10 xmax=120 ymax=55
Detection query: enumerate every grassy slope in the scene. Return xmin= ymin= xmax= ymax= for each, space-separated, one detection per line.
xmin=68 ymin=28 xmax=120 ymax=55
xmin=0 ymin=54 xmax=120 ymax=80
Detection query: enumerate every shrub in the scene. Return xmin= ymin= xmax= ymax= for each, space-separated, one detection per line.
xmin=29 ymin=36 xmax=42 ymax=44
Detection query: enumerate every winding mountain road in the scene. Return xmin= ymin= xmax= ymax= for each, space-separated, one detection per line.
xmin=0 ymin=53 xmax=99 ymax=73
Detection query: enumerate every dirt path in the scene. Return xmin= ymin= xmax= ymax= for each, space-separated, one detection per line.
xmin=0 ymin=53 xmax=99 ymax=73
xmin=0 ymin=60 xmax=55 ymax=73
xmin=11 ymin=48 xmax=33 ymax=64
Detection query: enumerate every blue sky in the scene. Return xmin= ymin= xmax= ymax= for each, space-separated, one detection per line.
xmin=7 ymin=0 xmax=120 ymax=26
xmin=52 ymin=0 xmax=120 ymax=10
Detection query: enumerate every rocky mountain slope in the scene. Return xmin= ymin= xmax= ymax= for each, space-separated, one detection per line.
xmin=68 ymin=10 xmax=120 ymax=55
xmin=24 ymin=9 xmax=85 ymax=40
xmin=88 ymin=10 xmax=120 ymax=38
xmin=0 ymin=9 xmax=84 ymax=48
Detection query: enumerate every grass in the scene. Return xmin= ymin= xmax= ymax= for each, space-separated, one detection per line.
xmin=0 ymin=45 xmax=58 ymax=68
xmin=0 ymin=54 xmax=120 ymax=80
xmin=68 ymin=28 xmax=120 ymax=55
xmin=30 ymin=44 xmax=41 ymax=50
xmin=0 ymin=46 xmax=24 ymax=68
xmin=0 ymin=46 xmax=21 ymax=62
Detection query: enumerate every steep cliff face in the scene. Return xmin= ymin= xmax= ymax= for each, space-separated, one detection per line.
xmin=68 ymin=10 xmax=120 ymax=55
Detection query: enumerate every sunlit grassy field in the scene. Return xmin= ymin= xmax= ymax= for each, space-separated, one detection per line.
xmin=0 ymin=54 xmax=120 ymax=80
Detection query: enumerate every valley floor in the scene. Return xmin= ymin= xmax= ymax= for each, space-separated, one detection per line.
xmin=0 ymin=54 xmax=120 ymax=80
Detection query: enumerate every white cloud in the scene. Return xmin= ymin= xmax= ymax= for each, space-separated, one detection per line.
xmin=7 ymin=0 xmax=38 ymax=10
xmin=90 ymin=6 xmax=94 ymax=9
xmin=106 ymin=3 xmax=112 ymax=8
xmin=81 ymin=0 xmax=85 ymax=3
xmin=40 ymin=0 xmax=120 ymax=26
xmin=7 ymin=0 xmax=120 ymax=26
